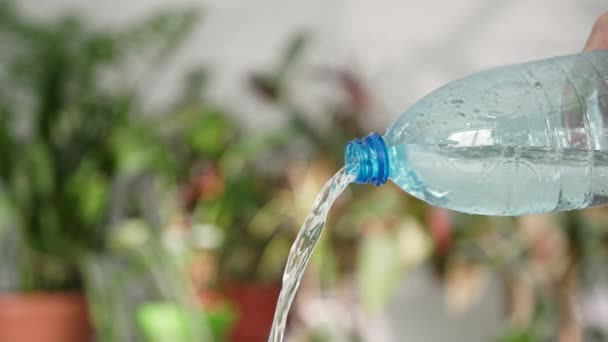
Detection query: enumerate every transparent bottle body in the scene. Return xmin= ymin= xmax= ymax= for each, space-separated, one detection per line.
xmin=384 ymin=50 xmax=608 ymax=215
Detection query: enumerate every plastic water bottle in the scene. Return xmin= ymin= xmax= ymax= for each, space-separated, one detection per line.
xmin=345 ymin=50 xmax=608 ymax=216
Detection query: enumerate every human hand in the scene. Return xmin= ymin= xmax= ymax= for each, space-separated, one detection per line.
xmin=585 ymin=13 xmax=608 ymax=51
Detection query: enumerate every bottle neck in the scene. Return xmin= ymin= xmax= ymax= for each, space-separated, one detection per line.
xmin=344 ymin=132 xmax=389 ymax=186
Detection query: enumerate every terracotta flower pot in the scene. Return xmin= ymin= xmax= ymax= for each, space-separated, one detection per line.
xmin=0 ymin=292 xmax=92 ymax=342
xmin=225 ymin=283 xmax=280 ymax=342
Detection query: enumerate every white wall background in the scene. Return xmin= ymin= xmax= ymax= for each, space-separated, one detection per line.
xmin=18 ymin=0 xmax=606 ymax=132
xmin=17 ymin=1 xmax=607 ymax=341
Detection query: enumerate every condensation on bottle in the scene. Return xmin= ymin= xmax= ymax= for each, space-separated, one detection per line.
xmin=345 ymin=50 xmax=608 ymax=215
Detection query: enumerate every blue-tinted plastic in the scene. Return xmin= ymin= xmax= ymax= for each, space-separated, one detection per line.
xmin=345 ymin=50 xmax=608 ymax=215
xmin=344 ymin=132 xmax=388 ymax=186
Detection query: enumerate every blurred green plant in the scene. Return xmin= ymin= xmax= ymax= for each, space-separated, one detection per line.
xmin=3 ymin=1 xmax=605 ymax=340
xmin=246 ymin=29 xmax=608 ymax=341
xmin=0 ymin=1 xmax=222 ymax=340
xmin=0 ymin=0 xmax=198 ymax=292
xmin=168 ymin=104 xmax=291 ymax=283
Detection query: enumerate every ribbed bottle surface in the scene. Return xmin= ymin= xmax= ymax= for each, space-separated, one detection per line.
xmin=383 ymin=50 xmax=608 ymax=215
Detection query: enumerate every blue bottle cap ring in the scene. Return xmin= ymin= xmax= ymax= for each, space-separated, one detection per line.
xmin=344 ymin=132 xmax=389 ymax=186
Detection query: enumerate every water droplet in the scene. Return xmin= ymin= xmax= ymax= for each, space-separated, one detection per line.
xmin=450 ymin=98 xmax=465 ymax=104
xmin=466 ymin=122 xmax=472 ymax=127
xmin=473 ymin=109 xmax=480 ymax=114
xmin=456 ymin=112 xmax=466 ymax=117
xmin=442 ymin=121 xmax=447 ymax=125
xmin=486 ymin=110 xmax=501 ymax=118
xmin=416 ymin=112 xmax=424 ymax=117
xmin=534 ymin=82 xmax=542 ymax=89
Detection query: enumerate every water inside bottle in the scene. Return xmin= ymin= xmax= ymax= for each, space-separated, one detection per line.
xmin=390 ymin=144 xmax=608 ymax=215
xmin=268 ymin=167 xmax=354 ymax=342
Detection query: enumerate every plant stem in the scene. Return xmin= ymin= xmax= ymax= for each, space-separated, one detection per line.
xmin=557 ymin=249 xmax=580 ymax=342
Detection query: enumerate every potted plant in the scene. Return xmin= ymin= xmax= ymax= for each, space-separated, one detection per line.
xmin=0 ymin=2 xmax=199 ymax=340
xmin=157 ymin=98 xmax=284 ymax=341
xmin=170 ymin=32 xmax=403 ymax=341
xmin=243 ymin=31 xmax=442 ymax=340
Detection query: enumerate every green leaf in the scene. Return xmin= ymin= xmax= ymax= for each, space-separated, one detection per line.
xmin=65 ymin=160 xmax=109 ymax=226
xmin=357 ymin=230 xmax=401 ymax=312
xmin=187 ymin=109 xmax=233 ymax=158
xmin=28 ymin=140 xmax=55 ymax=198
xmin=10 ymin=158 xmax=32 ymax=214
xmin=275 ymin=33 xmax=308 ymax=82
xmin=110 ymin=124 xmax=171 ymax=176
xmin=108 ymin=219 xmax=151 ymax=252
xmin=257 ymin=235 xmax=291 ymax=281
xmin=495 ymin=327 xmax=539 ymax=342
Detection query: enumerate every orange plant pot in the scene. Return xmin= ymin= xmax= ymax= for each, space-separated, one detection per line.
xmin=0 ymin=293 xmax=92 ymax=342
xmin=226 ymin=283 xmax=280 ymax=342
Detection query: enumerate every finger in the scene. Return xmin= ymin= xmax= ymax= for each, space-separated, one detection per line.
xmin=584 ymin=13 xmax=608 ymax=51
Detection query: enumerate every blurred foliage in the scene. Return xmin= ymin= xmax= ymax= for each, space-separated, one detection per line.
xmin=2 ymin=1 xmax=608 ymax=341
xmin=137 ymin=301 xmax=235 ymax=342
xmin=0 ymin=2 xmax=217 ymax=341
xmin=244 ymin=26 xmax=608 ymax=342
xmin=0 ymin=0 xmax=199 ymax=291
xmin=83 ymin=228 xmax=218 ymax=342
